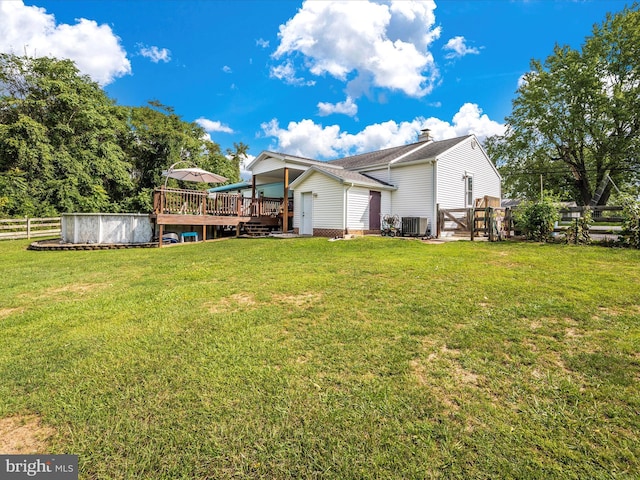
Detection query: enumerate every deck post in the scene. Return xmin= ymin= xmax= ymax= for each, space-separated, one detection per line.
xmin=283 ymin=167 xmax=289 ymax=232
xmin=251 ymin=175 xmax=257 ymax=216
xmin=158 ymin=224 xmax=164 ymax=247
xmin=488 ymin=207 xmax=494 ymax=242
xmin=469 ymin=208 xmax=475 ymax=241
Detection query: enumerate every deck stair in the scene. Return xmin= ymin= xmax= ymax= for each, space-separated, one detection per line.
xmin=244 ymin=221 xmax=272 ymax=237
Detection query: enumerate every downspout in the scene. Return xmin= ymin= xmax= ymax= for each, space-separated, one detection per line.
xmin=432 ymin=160 xmax=438 ymax=237
xmin=387 ymin=163 xmax=392 ymax=214
xmin=344 ymin=183 xmax=354 ymax=235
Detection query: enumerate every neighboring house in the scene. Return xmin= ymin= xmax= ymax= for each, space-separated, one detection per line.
xmin=247 ymin=131 xmax=501 ymax=237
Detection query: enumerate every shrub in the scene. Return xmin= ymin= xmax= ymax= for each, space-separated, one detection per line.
xmin=619 ymin=199 xmax=640 ymax=249
xmin=513 ymin=198 xmax=559 ymax=242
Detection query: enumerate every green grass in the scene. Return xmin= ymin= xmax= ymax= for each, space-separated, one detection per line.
xmin=1 ymin=237 xmax=639 ymax=479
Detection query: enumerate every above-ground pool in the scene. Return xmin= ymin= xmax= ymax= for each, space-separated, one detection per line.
xmin=62 ymin=213 xmax=154 ymax=244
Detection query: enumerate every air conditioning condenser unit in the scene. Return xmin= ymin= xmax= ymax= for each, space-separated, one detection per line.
xmin=401 ymin=217 xmax=430 ymax=237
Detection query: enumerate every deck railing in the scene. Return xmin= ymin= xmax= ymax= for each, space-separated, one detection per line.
xmin=153 ymin=188 xmax=286 ymax=218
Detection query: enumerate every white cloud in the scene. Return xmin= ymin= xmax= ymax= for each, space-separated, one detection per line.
xmin=343 ymin=120 xmax=423 ymax=153
xmin=222 ymin=65 xmax=232 ymax=74
xmin=0 ymin=1 xmax=131 ymax=85
xmin=195 ymin=117 xmax=234 ymax=134
xmin=260 ymin=103 xmax=505 ymax=159
xmin=273 ymin=0 xmax=441 ymax=98
xmin=238 ymin=153 xmax=255 ymax=180
xmin=261 ymin=118 xmax=344 ymax=158
xmin=269 ymin=60 xmax=315 ymax=86
xmin=256 ymin=38 xmax=270 ymax=48
xmin=139 ymin=45 xmax=171 ymax=63
xmin=441 ymin=103 xmax=505 ymax=139
xmin=317 ymin=96 xmax=358 ymax=117
xmin=443 ymin=36 xmax=480 ymax=59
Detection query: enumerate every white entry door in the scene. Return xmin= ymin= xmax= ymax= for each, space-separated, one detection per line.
xmin=301 ymin=192 xmax=313 ymax=235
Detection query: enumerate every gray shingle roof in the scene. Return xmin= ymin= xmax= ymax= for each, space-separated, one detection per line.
xmin=328 ymin=135 xmax=472 ymax=170
xmin=312 ymin=165 xmax=394 ymax=188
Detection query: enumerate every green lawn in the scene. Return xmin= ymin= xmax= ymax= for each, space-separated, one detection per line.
xmin=1 ymin=237 xmax=639 ymax=479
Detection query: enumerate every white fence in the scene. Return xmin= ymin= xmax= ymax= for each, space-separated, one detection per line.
xmin=0 ymin=217 xmax=61 ymax=240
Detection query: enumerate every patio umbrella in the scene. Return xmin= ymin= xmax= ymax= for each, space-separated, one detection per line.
xmin=162 ymin=163 xmax=228 ymax=188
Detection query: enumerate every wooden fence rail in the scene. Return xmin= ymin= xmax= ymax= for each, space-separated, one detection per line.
xmin=554 ymin=206 xmax=624 ymax=237
xmin=557 ymin=205 xmax=623 ymax=223
xmin=0 ymin=217 xmax=61 ymax=240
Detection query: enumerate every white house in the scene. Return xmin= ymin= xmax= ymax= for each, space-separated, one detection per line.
xmin=246 ymin=132 xmax=501 ymax=237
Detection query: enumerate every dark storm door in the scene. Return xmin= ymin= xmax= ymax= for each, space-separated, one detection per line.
xmin=369 ymin=191 xmax=381 ymax=230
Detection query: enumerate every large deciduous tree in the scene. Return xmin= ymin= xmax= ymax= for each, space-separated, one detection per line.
xmin=486 ymin=4 xmax=640 ymax=205
xmin=0 ymin=54 xmax=133 ymax=216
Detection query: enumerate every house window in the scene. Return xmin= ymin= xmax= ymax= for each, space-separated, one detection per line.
xmin=465 ymin=175 xmax=473 ymax=206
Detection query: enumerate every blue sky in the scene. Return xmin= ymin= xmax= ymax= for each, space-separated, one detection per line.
xmin=2 ymin=0 xmax=632 ymax=174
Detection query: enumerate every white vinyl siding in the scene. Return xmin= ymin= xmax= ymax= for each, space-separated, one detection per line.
xmin=380 ymin=190 xmax=391 ymax=219
xmin=346 ymin=187 xmax=370 ymax=230
xmin=362 ymin=168 xmax=392 ymax=186
xmin=436 ymin=138 xmax=501 ymax=209
xmin=388 ymin=164 xmax=434 ymax=218
xmin=363 ymin=164 xmax=434 ymax=226
xmin=292 ymin=172 xmax=344 ymax=230
xmin=251 ymin=157 xmax=285 ymax=176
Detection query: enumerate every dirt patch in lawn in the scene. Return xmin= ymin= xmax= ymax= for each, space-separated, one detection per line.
xmin=208 ymin=293 xmax=257 ymax=313
xmin=20 ymin=282 xmax=108 ymax=302
xmin=594 ymin=305 xmax=640 ymax=319
xmin=45 ymin=283 xmax=105 ymax=296
xmin=410 ymin=343 xmax=482 ymax=402
xmin=0 ymin=307 xmax=21 ymax=319
xmin=0 ymin=415 xmax=55 ymax=454
xmin=272 ymin=292 xmax=322 ymax=308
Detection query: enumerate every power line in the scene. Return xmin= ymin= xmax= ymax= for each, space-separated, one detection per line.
xmin=501 ymin=167 xmax=638 ymax=176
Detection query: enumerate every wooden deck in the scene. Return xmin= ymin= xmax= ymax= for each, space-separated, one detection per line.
xmin=151 ymin=188 xmax=288 ymax=246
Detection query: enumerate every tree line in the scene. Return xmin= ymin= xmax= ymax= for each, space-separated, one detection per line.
xmin=0 ymin=54 xmax=243 ymax=218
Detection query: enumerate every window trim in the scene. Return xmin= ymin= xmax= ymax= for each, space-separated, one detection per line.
xmin=465 ymin=174 xmax=474 ymax=207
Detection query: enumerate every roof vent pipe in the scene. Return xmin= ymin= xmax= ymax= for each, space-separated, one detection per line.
xmin=418 ymin=128 xmax=433 ymax=142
